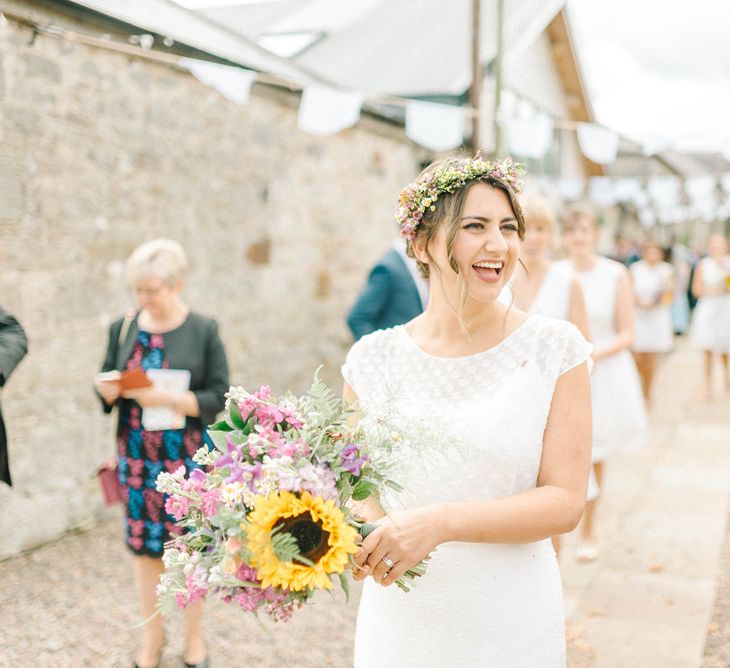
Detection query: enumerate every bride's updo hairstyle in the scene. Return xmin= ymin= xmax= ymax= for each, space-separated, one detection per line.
xmin=399 ymin=156 xmax=526 ymax=281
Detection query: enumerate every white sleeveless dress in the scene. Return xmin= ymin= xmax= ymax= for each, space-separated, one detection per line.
xmin=499 ymin=263 xmax=572 ymax=320
xmin=630 ymin=260 xmax=674 ymax=353
xmin=559 ymin=258 xmax=647 ymax=460
xmin=342 ymin=316 xmax=592 ymax=667
xmin=690 ymin=256 xmax=730 ymax=353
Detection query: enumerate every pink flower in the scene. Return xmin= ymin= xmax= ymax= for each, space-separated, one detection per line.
xmin=235 ymin=588 xmax=265 ymax=612
xmin=235 ymin=563 xmax=259 ymax=582
xmin=200 ymin=490 xmax=219 ymax=517
xmin=164 ymin=494 xmax=189 ymax=520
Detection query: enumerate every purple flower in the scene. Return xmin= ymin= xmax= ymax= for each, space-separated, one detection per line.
xmin=341 ymin=443 xmax=368 ymax=476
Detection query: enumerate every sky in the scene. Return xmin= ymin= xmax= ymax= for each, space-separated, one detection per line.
xmin=567 ymin=0 xmax=730 ymax=154
xmin=176 ymin=0 xmax=730 ymax=154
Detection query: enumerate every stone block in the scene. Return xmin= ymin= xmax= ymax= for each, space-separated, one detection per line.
xmin=23 ymin=53 xmax=62 ymax=82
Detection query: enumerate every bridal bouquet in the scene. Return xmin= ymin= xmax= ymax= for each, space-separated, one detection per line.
xmin=155 ymin=373 xmax=427 ymax=621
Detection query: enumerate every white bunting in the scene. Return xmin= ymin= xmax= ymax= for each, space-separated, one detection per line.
xmin=405 ymin=101 xmax=465 ymax=151
xmin=647 ymin=176 xmax=681 ymax=208
xmin=503 ymin=114 xmax=554 ymax=159
xmin=588 ymin=177 xmax=618 ymax=208
xmin=685 ymin=176 xmax=717 ymax=220
xmin=297 ymin=85 xmax=364 ymax=136
xmin=612 ymin=178 xmax=642 ymax=203
xmin=638 ymin=208 xmax=657 ymax=227
xmin=182 ymin=58 xmax=255 ymax=106
xmin=556 ymin=177 xmax=585 ymax=201
xmin=576 ymin=123 xmax=619 ymax=165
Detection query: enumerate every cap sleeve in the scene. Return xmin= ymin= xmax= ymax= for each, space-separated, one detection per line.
xmin=559 ymin=322 xmax=593 ymax=376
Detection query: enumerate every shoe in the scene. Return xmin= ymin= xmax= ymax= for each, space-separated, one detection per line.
xmin=576 ymin=541 xmax=599 ymax=562
xmin=183 ymin=658 xmax=209 ymax=668
xmin=133 ymin=639 xmax=166 ymax=668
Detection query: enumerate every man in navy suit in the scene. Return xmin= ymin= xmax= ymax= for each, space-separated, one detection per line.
xmin=347 ymin=239 xmax=428 ymax=341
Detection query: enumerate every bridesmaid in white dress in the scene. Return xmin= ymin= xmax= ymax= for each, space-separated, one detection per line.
xmin=500 ymin=195 xmax=596 ymax=558
xmin=344 ymin=157 xmax=592 ymax=667
xmin=559 ymin=206 xmax=647 ymax=562
xmin=630 ymin=239 xmax=675 ymax=404
xmin=690 ymin=234 xmax=730 ymax=397
xmin=503 ymin=194 xmax=589 ymax=335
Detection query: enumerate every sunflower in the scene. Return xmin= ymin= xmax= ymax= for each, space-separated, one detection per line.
xmin=246 ymin=490 xmax=359 ymax=592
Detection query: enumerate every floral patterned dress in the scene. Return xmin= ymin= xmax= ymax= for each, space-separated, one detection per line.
xmin=117 ymin=331 xmax=203 ymax=557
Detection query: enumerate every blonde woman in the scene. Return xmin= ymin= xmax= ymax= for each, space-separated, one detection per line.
xmin=691 ymin=234 xmax=730 ymax=398
xmin=95 ymin=239 xmax=228 ymax=668
xmin=501 ymin=194 xmax=594 ymax=557
xmin=560 ymin=207 xmax=647 ymax=561
xmin=345 ymin=157 xmax=592 ymax=666
xmin=630 ymin=239 xmax=675 ymax=404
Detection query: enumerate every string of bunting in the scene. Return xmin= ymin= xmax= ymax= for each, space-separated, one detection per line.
xmin=2 ymin=7 xmax=729 ymax=226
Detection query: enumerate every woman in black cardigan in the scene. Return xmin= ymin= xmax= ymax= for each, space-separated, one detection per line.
xmin=96 ymin=239 xmax=228 ymax=668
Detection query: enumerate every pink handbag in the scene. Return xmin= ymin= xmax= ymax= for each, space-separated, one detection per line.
xmin=97 ymin=462 xmax=124 ymax=506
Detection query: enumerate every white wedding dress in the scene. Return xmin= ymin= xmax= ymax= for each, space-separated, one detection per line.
xmin=342 ymin=316 xmax=592 ymax=667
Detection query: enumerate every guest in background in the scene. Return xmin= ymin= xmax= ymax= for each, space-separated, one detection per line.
xmin=666 ymin=240 xmax=693 ymax=335
xmin=0 ymin=307 xmax=28 ymax=487
xmin=347 ymin=238 xmax=428 ymax=341
xmin=500 ymin=194 xmax=592 ymax=558
xmin=611 ymin=234 xmax=640 ymax=268
xmin=630 ymin=239 xmax=675 ymax=405
xmin=690 ymin=234 xmax=730 ymax=398
xmin=561 ymin=206 xmax=647 ymax=562
xmin=95 ymin=239 xmax=228 ymax=668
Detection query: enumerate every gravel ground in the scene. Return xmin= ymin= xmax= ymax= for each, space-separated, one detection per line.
xmin=702 ymin=501 xmax=730 ymax=668
xmin=3 ymin=494 xmax=728 ymax=667
xmin=0 ymin=514 xmax=360 ymax=668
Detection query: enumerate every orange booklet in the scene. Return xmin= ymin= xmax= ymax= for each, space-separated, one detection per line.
xmin=98 ymin=368 xmax=153 ymax=391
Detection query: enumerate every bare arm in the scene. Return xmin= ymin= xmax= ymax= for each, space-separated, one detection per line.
xmin=354 ymin=362 xmax=592 ymax=586
xmin=691 ymin=263 xmax=705 ymax=299
xmin=568 ymin=278 xmax=591 ymax=341
xmin=592 ymin=267 xmax=635 ymax=363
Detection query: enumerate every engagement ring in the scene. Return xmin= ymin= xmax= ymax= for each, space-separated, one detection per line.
xmin=381 ymin=556 xmax=395 ymax=569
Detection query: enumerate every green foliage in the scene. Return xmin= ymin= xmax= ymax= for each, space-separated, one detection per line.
xmin=227 ymin=401 xmax=246 ymax=429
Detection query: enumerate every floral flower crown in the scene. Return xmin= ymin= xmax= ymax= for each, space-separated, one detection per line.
xmin=395 ymin=156 xmax=526 ymax=240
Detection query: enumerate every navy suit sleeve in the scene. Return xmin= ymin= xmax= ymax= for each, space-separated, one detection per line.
xmin=0 ymin=310 xmax=28 ymax=387
xmin=347 ymin=264 xmax=393 ymax=341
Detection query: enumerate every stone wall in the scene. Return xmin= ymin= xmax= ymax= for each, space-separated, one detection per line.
xmin=0 ymin=2 xmax=420 ymax=558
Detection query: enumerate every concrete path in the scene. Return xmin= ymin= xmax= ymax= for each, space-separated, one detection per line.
xmin=562 ymin=339 xmax=730 ymax=668
xmin=0 ymin=339 xmax=727 ymax=667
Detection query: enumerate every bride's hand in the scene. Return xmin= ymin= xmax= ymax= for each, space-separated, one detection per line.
xmin=353 ymin=506 xmax=444 ymax=587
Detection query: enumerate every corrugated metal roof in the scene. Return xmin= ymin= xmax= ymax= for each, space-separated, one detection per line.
xmin=61 ymin=0 xmax=322 ymax=83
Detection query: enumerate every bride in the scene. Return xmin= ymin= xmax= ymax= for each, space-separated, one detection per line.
xmin=342 ymin=156 xmax=592 ymax=667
